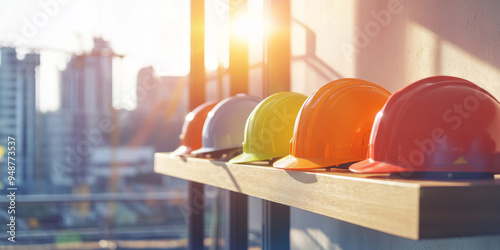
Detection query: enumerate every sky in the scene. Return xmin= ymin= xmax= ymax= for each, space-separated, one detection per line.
xmin=0 ymin=0 xmax=192 ymax=111
xmin=0 ymin=0 xmax=263 ymax=111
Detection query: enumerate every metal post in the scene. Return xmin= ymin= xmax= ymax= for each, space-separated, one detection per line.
xmin=263 ymin=0 xmax=291 ymax=96
xmin=262 ymin=1 xmax=291 ymax=249
xmin=229 ymin=191 xmax=248 ymax=249
xmin=188 ymin=182 xmax=205 ymax=250
xmin=189 ymin=0 xmax=206 ymax=249
xmin=227 ymin=1 xmax=250 ymax=248
xmin=262 ymin=201 xmax=290 ymax=250
xmin=191 ymin=0 xmax=206 ymax=109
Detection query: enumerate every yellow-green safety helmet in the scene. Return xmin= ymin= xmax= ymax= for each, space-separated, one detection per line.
xmin=229 ymin=92 xmax=307 ymax=163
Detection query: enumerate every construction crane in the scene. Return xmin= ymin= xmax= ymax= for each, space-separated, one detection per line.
xmin=0 ymin=41 xmax=125 ymax=58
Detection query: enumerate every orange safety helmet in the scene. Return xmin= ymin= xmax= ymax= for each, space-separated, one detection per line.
xmin=273 ymin=78 xmax=391 ymax=170
xmin=349 ymin=76 xmax=500 ymax=177
xmin=172 ymin=101 xmax=218 ymax=155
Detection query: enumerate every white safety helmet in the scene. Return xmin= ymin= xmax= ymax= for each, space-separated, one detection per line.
xmin=192 ymin=94 xmax=261 ymax=156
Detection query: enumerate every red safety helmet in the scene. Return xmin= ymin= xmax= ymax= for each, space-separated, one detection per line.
xmin=172 ymin=101 xmax=218 ymax=155
xmin=349 ymin=76 xmax=500 ymax=175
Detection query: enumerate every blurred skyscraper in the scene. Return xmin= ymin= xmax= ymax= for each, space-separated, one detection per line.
xmin=0 ymin=48 xmax=40 ymax=192
xmin=120 ymin=66 xmax=187 ymax=152
xmin=60 ymin=38 xmax=113 ymax=113
xmin=43 ymin=38 xmax=115 ymax=187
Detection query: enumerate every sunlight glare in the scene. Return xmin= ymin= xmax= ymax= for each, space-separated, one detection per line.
xmin=231 ymin=14 xmax=264 ymax=41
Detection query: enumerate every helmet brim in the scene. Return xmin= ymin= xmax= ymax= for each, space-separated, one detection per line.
xmin=191 ymin=146 xmax=242 ymax=155
xmin=171 ymin=145 xmax=195 ymax=156
xmin=229 ymin=152 xmax=277 ymax=164
xmin=349 ymin=159 xmax=411 ymax=173
xmin=273 ymin=155 xmax=346 ymax=170
xmin=191 ymin=147 xmax=222 ymax=155
xmin=350 ymin=158 xmax=500 ymax=174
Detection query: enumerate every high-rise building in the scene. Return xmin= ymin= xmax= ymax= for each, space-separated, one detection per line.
xmin=120 ymin=66 xmax=187 ymax=152
xmin=60 ymin=37 xmax=113 ymax=114
xmin=48 ymin=38 xmax=114 ymax=185
xmin=0 ymin=48 xmax=40 ymax=192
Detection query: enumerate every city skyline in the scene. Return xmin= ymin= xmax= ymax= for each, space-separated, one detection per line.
xmin=0 ymin=42 xmax=186 ymax=193
xmin=0 ymin=0 xmax=191 ymax=112
xmin=0 ymin=0 xmax=264 ymax=112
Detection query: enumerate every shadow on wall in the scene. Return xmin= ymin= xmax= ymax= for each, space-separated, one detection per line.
xmin=352 ymin=0 xmax=408 ymax=91
xmin=291 ymin=17 xmax=344 ymax=95
xmin=410 ymin=0 xmax=500 ymax=71
xmin=292 ymin=18 xmax=344 ymax=81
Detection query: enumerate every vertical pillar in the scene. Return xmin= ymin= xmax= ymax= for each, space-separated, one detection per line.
xmin=262 ymin=1 xmax=291 ymax=249
xmin=228 ymin=1 xmax=250 ymax=248
xmin=229 ymin=0 xmax=249 ymax=95
xmin=263 ymin=0 xmax=291 ymax=96
xmin=229 ymin=191 xmax=248 ymax=249
xmin=189 ymin=0 xmax=206 ymax=249
xmin=188 ymin=182 xmax=204 ymax=250
xmin=191 ymin=0 xmax=206 ymax=109
xmin=262 ymin=201 xmax=290 ymax=250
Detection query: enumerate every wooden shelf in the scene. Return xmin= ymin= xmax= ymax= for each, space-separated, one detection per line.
xmin=154 ymin=153 xmax=500 ymax=240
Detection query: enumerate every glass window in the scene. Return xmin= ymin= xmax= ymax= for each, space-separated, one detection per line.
xmin=0 ymin=1 xmax=191 ymax=248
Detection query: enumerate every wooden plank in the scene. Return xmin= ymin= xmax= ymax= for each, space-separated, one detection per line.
xmin=154 ymin=153 xmax=500 ymax=240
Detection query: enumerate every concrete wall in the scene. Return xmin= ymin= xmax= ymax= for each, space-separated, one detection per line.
xmin=291 ymin=0 xmax=500 ymax=98
xmin=289 ymin=0 xmax=500 ymax=249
